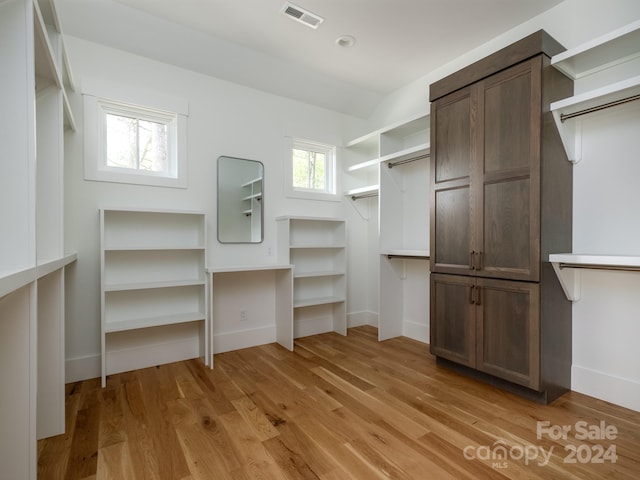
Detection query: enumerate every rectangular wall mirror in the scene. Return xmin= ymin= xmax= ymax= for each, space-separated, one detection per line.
xmin=217 ymin=156 xmax=264 ymax=243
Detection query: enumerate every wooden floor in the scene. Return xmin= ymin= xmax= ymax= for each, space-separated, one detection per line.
xmin=38 ymin=326 xmax=640 ymax=479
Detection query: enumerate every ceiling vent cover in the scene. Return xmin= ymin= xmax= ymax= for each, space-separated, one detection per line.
xmin=281 ymin=2 xmax=324 ymax=29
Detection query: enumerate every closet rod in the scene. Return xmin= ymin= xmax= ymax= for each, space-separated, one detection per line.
xmin=559 ymin=263 xmax=640 ymax=272
xmin=351 ymin=191 xmax=379 ymax=201
xmin=387 ymin=153 xmax=430 ymax=168
xmin=560 ymin=93 xmax=640 ymax=122
xmin=386 ymin=254 xmax=430 ymax=260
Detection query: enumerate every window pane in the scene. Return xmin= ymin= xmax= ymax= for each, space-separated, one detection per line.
xmin=292 ymin=148 xmax=311 ymax=189
xmin=106 ymin=113 xmax=137 ymax=169
xmin=311 ymin=152 xmax=326 ymax=190
xmin=138 ymin=119 xmax=168 ymax=172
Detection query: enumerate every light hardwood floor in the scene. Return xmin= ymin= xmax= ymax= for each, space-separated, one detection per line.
xmin=38 ymin=326 xmax=640 ymax=479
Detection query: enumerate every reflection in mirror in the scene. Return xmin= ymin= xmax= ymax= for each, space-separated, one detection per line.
xmin=217 ymin=156 xmax=264 ymax=243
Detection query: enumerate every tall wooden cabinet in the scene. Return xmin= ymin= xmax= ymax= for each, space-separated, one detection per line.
xmin=429 ymin=31 xmax=574 ymax=403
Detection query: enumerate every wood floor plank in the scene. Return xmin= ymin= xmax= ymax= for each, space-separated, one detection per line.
xmin=38 ymin=326 xmax=640 ymax=479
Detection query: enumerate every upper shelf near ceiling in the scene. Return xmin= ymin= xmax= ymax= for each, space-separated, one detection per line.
xmin=550 ymin=20 xmax=640 ymax=163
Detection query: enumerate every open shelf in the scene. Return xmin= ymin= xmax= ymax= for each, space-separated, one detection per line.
xmin=294 ymin=296 xmax=345 ymax=308
xmin=549 ymin=253 xmax=640 ymax=301
xmin=104 ymin=311 xmax=206 ymax=333
xmin=551 ymin=19 xmax=640 ymax=79
xmin=550 ymin=20 xmax=640 ymax=163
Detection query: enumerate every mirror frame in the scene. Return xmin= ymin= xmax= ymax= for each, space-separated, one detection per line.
xmin=217 ymin=155 xmax=264 ymax=244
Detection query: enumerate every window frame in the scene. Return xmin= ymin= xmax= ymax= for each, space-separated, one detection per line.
xmin=84 ymin=94 xmax=187 ymax=188
xmin=285 ymin=137 xmax=339 ymax=201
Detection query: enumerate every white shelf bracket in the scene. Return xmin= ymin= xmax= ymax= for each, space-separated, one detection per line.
xmin=552 ymin=111 xmax=583 ymax=164
xmin=551 ymin=262 xmax=581 ymax=302
xmin=346 ymin=196 xmax=370 ymax=221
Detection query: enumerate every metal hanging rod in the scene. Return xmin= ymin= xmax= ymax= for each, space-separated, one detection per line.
xmin=559 ymin=263 xmax=640 ymax=272
xmin=386 ymin=254 xmax=430 ymax=260
xmin=351 ymin=191 xmax=379 ymax=201
xmin=560 ymin=93 xmax=640 ymax=122
xmin=387 ymin=153 xmax=430 ymax=169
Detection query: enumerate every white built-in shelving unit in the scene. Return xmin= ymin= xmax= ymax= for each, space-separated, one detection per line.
xmin=1 ymin=0 xmax=76 ymax=477
xmin=549 ymin=20 xmax=640 ymax=300
xmin=100 ymin=208 xmax=208 ymax=387
xmin=551 ymin=19 xmax=640 ymax=163
xmin=344 ymin=112 xmax=431 ymax=342
xmin=277 ymin=216 xmax=347 ymax=338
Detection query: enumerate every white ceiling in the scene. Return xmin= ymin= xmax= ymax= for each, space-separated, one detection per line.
xmin=57 ymin=0 xmax=565 ymax=117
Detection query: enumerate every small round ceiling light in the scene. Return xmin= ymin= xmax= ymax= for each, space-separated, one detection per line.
xmin=336 ymin=35 xmax=356 ymax=48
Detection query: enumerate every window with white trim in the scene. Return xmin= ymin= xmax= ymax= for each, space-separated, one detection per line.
xmin=84 ymin=95 xmax=187 ymax=188
xmin=286 ymin=138 xmax=338 ymax=200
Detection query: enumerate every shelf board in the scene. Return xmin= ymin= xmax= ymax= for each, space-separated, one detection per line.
xmin=381 ymin=249 xmax=430 ymax=259
xmin=550 ymin=74 xmax=640 ymax=163
xmin=289 ymin=243 xmax=345 ymax=249
xmin=344 ymin=184 xmax=379 ymax=199
xmin=294 ymin=296 xmax=345 ymax=308
xmin=242 ymin=193 xmax=262 ymax=201
xmin=104 ymin=311 xmax=206 ymax=333
xmin=36 ymin=253 xmax=78 ymax=279
xmin=549 ymin=253 xmax=640 ymax=301
xmin=294 ymin=270 xmax=345 ymax=279
xmin=207 ymin=264 xmax=293 ymax=273
xmin=347 ymin=158 xmax=380 ymax=172
xmin=379 ymin=143 xmax=430 ymax=165
xmin=104 ymin=279 xmax=206 ymax=292
xmin=104 ymin=245 xmax=206 ymax=252
xmin=0 ymin=266 xmax=36 ymax=299
xmin=551 ymin=19 xmax=640 ymax=79
xmin=549 ymin=253 xmax=640 ymax=269
xmin=241 ymin=177 xmax=263 ymax=187
xmin=345 ymin=111 xmax=430 ymax=147
xmin=551 ymin=74 xmax=640 ymax=117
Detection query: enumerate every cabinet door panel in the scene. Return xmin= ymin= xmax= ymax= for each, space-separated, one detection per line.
xmin=476 ymin=59 xmax=541 ymax=281
xmin=434 ymin=186 xmax=471 ymax=271
xmin=433 ymin=94 xmax=472 ymax=183
xmin=476 ymin=278 xmax=539 ymax=389
xmin=431 ymin=86 xmax=475 ymax=275
xmin=482 ymin=178 xmax=531 ymax=275
xmin=430 ymin=274 xmax=475 ymax=367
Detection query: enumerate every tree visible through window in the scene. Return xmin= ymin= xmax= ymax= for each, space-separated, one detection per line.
xmin=106 ymin=113 xmax=168 ymax=173
xmin=291 ymin=139 xmax=335 ymax=195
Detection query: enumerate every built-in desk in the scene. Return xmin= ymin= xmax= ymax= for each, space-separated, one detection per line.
xmin=206 ymin=264 xmax=293 ymax=366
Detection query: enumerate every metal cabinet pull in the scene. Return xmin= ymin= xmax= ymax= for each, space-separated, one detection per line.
xmin=470 ymin=251 xmax=476 ymax=270
xmin=475 ymin=285 xmax=482 ymax=306
xmin=469 ymin=285 xmax=476 ymax=304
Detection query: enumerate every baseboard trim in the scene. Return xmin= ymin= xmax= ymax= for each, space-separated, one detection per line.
xmin=403 ymin=320 xmax=429 ymax=343
xmin=212 ymin=325 xmax=276 ymax=354
xmin=66 ymin=354 xmax=101 ymax=383
xmin=572 ymin=365 xmax=640 ymax=412
xmin=347 ymin=310 xmax=378 ymax=328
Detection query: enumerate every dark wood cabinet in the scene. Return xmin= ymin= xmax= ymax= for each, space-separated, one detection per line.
xmin=429 ymin=31 xmax=574 ymax=403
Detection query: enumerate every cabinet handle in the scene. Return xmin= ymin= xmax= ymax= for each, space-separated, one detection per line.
xmin=469 ymin=285 xmax=475 ymax=304
xmin=477 ymin=251 xmax=483 ymax=271
xmin=475 ymin=285 xmax=482 ymax=306
xmin=470 ymin=251 xmax=476 ymax=270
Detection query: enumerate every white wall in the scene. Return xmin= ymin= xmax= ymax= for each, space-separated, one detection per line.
xmin=368 ymin=0 xmax=640 ymax=411
xmin=63 ymin=37 xmax=373 ymax=381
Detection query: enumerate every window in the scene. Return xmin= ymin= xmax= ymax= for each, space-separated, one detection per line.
xmin=84 ymin=94 xmax=187 ymax=188
xmin=286 ymin=138 xmax=338 ymax=200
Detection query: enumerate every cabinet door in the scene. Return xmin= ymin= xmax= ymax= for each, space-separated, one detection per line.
xmin=430 ymin=273 xmax=476 ymax=367
xmin=475 ymin=58 xmax=541 ymax=281
xmin=430 ymin=86 xmax=476 ymax=275
xmin=475 ymin=277 xmax=540 ymax=390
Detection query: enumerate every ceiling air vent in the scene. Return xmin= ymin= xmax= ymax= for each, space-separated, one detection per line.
xmin=281 ymin=2 xmax=324 ymax=29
